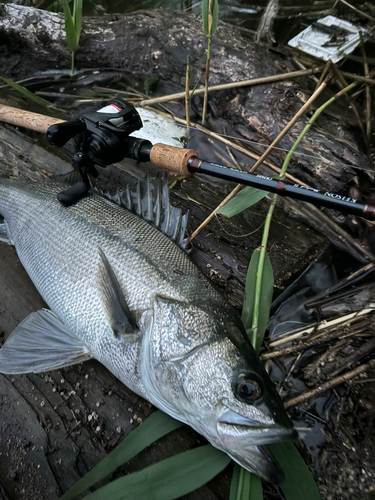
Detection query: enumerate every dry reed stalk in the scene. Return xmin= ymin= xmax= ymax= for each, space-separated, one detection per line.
xmin=135 ymin=68 xmax=320 ymax=107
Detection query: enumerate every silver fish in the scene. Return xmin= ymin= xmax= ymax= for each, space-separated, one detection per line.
xmin=0 ymin=175 xmax=294 ymax=483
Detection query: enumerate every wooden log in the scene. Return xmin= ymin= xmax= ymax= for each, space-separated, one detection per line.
xmin=0 ymin=4 xmax=371 ymax=195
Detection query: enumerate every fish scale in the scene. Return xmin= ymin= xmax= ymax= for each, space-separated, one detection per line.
xmin=0 ymin=176 xmax=295 ymax=483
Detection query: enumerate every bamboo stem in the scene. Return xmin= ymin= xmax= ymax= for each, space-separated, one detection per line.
xmin=135 ymin=68 xmax=320 ymax=107
xmin=188 ymin=80 xmax=327 ymax=242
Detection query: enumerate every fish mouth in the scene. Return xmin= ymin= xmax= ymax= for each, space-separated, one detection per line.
xmin=217 ymin=410 xmax=296 ymax=484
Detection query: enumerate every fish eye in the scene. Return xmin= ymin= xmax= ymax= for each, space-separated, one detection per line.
xmin=235 ymin=374 xmax=262 ymax=402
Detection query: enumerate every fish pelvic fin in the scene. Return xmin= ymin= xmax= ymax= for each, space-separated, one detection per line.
xmin=0 ymin=309 xmax=92 ymax=374
xmin=98 ymin=172 xmax=189 ymax=251
xmin=98 ymin=248 xmax=137 ymax=336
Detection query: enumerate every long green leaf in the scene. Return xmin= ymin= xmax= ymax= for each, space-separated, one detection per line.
xmin=229 ymin=463 xmax=263 ymax=500
xmin=0 ymin=77 xmax=53 ymax=107
xmin=241 ymin=248 xmax=273 ymax=354
xmin=82 ymin=445 xmax=231 ymax=500
xmin=61 ymin=411 xmax=184 ymax=500
xmin=218 ymin=186 xmax=268 ymax=218
xmin=210 ymin=0 xmax=219 ymax=36
xmin=63 ymin=0 xmax=78 ymax=53
xmin=73 ymin=0 xmax=83 ymax=48
xmin=202 ymin=0 xmax=218 ymax=37
xmin=269 ymin=442 xmax=322 ymax=500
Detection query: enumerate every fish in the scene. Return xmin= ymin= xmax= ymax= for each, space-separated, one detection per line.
xmin=0 ymin=173 xmax=295 ymax=484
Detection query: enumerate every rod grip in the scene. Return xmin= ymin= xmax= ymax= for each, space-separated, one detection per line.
xmin=149 ymin=144 xmax=198 ymax=176
xmin=0 ymin=104 xmax=64 ymax=133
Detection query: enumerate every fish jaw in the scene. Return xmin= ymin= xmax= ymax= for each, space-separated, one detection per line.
xmin=216 ymin=410 xmax=296 ymax=483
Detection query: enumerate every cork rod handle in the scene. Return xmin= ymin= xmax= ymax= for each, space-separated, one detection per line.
xmin=149 ymin=143 xmax=197 ymax=176
xmin=0 ymin=104 xmax=64 ymax=134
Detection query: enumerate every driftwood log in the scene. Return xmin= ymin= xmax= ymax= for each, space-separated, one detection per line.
xmin=0 ymin=4 xmax=374 ymax=499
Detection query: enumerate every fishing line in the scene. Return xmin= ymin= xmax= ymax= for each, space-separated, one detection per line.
xmin=176 ymin=123 xmax=374 ymax=174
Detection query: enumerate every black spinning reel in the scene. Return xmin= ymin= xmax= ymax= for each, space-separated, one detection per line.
xmin=47 ymin=100 xmax=152 ymax=205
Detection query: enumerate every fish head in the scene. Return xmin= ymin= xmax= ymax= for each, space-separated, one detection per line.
xmin=141 ymin=296 xmax=295 ymax=484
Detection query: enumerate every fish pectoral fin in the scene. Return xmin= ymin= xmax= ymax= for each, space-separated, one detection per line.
xmin=0 ymin=221 xmax=11 ymax=245
xmin=98 ymin=248 xmax=137 ymax=336
xmin=0 ymin=309 xmax=92 ymax=374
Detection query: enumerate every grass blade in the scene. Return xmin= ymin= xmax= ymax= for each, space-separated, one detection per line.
xmin=229 ymin=463 xmax=263 ymax=500
xmin=0 ymin=77 xmax=53 ymax=107
xmin=73 ymin=0 xmax=83 ymax=48
xmin=82 ymin=445 xmax=231 ymax=500
xmin=202 ymin=0 xmax=210 ymax=36
xmin=61 ymin=411 xmax=184 ymax=500
xmin=241 ymin=248 xmax=273 ymax=353
xmin=210 ymin=0 xmax=219 ymax=36
xmin=218 ymin=186 xmax=268 ymax=218
xmin=269 ymin=442 xmax=322 ymax=500
xmin=63 ymin=0 xmax=78 ymax=53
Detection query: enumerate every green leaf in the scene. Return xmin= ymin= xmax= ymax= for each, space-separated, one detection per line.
xmin=241 ymin=248 xmax=273 ymax=353
xmin=202 ymin=0 xmax=218 ymax=37
xmin=0 ymin=77 xmax=53 ymax=107
xmin=73 ymin=0 xmax=83 ymax=48
xmin=63 ymin=0 xmax=78 ymax=53
xmin=210 ymin=0 xmax=219 ymax=37
xmin=229 ymin=463 xmax=263 ymax=500
xmin=82 ymin=445 xmax=231 ymax=500
xmin=61 ymin=411 xmax=184 ymax=500
xmin=218 ymin=186 xmax=268 ymax=218
xmin=202 ymin=0 xmax=209 ymax=36
xmin=268 ymin=442 xmax=322 ymax=500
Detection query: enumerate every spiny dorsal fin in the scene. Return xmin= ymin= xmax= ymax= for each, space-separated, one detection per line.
xmin=98 ymin=172 xmax=189 ymax=251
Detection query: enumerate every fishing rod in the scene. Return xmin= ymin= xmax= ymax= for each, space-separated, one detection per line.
xmin=0 ymin=100 xmax=374 ymax=220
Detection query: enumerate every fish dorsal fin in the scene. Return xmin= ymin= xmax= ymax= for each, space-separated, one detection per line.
xmin=0 ymin=309 xmax=92 ymax=374
xmin=99 ymin=172 xmax=189 ymax=251
xmin=98 ymin=248 xmax=137 ymax=336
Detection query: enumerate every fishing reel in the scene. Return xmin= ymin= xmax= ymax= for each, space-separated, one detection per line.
xmin=47 ymin=100 xmax=152 ymax=205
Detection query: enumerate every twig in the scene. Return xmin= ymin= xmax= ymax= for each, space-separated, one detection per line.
xmin=328 ymin=336 xmax=375 ymax=378
xmin=188 ymin=80 xmax=328 ymax=242
xmin=267 ymin=309 xmax=373 ymax=349
xmin=280 ymin=81 xmax=357 ymax=174
xmin=314 ymin=59 xmax=331 ymax=92
xmin=330 ymin=61 xmax=370 ymax=156
xmin=284 ymin=359 xmax=375 ymax=408
xmin=338 ymin=0 xmax=375 ymax=23
xmin=359 ymin=33 xmax=372 ymax=140
xmin=260 ymin=316 xmax=371 ymax=360
xmin=135 ymin=68 xmax=321 ymax=107
xmin=185 ymin=56 xmax=191 ymax=132
xmin=341 ymin=72 xmax=375 ymax=86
